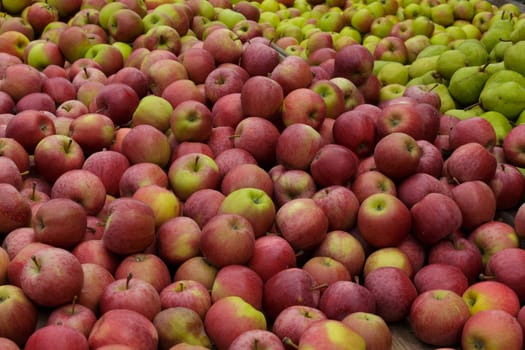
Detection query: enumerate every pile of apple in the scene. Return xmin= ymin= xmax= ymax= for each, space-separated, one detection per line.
xmin=2 ymin=0 xmax=525 ymax=349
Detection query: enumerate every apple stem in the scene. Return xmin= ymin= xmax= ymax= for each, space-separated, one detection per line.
xmin=478 ymin=273 xmax=496 ymax=281
xmin=311 ymin=283 xmax=328 ymax=292
xmin=193 ymin=155 xmax=200 ymax=171
xmin=31 ymin=181 xmax=37 ymax=200
xmin=20 ymin=170 xmax=29 ymax=177
xmin=282 ymin=337 xmax=299 ymax=349
xmin=65 ymin=138 xmax=73 ymax=153
xmin=428 ymin=83 xmax=439 ymax=92
xmin=82 ymin=66 xmax=89 ymax=79
xmin=71 ymin=295 xmax=77 ymax=314
xmin=31 ymin=255 xmax=41 ymax=271
xmin=353 ymin=275 xmax=361 ymax=285
xmin=480 ymin=61 xmax=491 ymax=72
xmin=269 ymin=41 xmax=289 ymax=60
xmin=126 ymin=272 xmax=133 ymax=289
xmin=295 ymin=250 xmax=304 ymax=258
xmin=86 ymin=226 xmax=97 ymax=234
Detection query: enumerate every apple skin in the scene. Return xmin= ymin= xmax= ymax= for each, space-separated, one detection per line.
xmin=364 ymin=266 xmax=418 ymax=323
xmin=461 ymin=309 xmax=523 ymax=350
xmin=153 ymin=307 xmax=211 ymax=350
xmin=272 ymin=305 xmax=327 ymax=350
xmin=32 ymin=198 xmax=87 ymax=249
xmin=333 ymin=43 xmax=374 ymax=86
xmin=0 ymin=284 xmax=39 ymax=347
xmin=373 ymin=131 xmax=422 ymax=180
xmin=351 ymin=170 xmax=397 ymax=203
xmin=89 ymin=83 xmax=140 ymax=127
xmin=312 ymin=185 xmax=360 ymax=232
xmin=276 ymin=123 xmax=324 ymax=171
xmin=156 ymin=216 xmax=202 ymax=265
xmin=310 ymin=144 xmax=359 ymax=188
xmin=0 ymin=337 xmax=20 ymax=350
xmin=24 ymin=325 xmax=89 ymax=350
xmin=485 ymin=248 xmax=525 ymax=303
xmin=99 ymin=274 xmax=162 ymax=321
xmin=332 ymin=109 xmax=377 ymax=158
xmin=5 ymin=110 xmax=56 ymax=154
xmin=503 ymin=124 xmax=525 ymax=168
xmin=0 ymin=137 xmax=30 ymax=173
xmin=414 ymin=263 xmax=469 ymax=295
xmin=449 ymin=117 xmax=497 ymax=151
xmin=0 ymin=63 xmax=43 ymax=102
xmin=82 ymin=150 xmax=130 ymax=197
xmin=114 ymin=253 xmax=171 ymax=293
xmin=318 ymin=280 xmax=376 ymax=321
xmin=118 ymin=162 xmax=169 ymax=197
xmin=445 ymin=142 xmax=497 ymax=183
xmin=72 ymin=239 xmax=120 ymax=274
xmin=233 ymin=116 xmax=280 ymax=168
xmin=204 ymin=295 xmax=267 ymax=350
xmin=33 ymin=135 xmax=86 ymax=184
xmin=357 ymin=193 xmax=411 ymax=248
xmin=160 ymin=280 xmax=211 ymax=320
xmin=247 ymin=234 xmax=297 ymax=283
xmin=375 ymin=102 xmax=425 ymax=140
xmin=69 ymin=113 xmax=115 ymax=155
xmin=428 ymin=235 xmax=484 ymax=284
xmin=275 ymin=198 xmax=329 ymax=251
xmin=183 ymin=189 xmax=225 ymax=229
xmin=271 ymin=55 xmax=313 ymax=96
xmin=240 ymin=41 xmax=279 ymax=77
xmin=88 ymin=309 xmax=159 ymax=350
xmin=46 ymin=302 xmax=97 ymax=338
xmin=102 ymin=197 xmax=157 ymax=256
xmin=77 ymin=263 xmax=115 ymax=314
xmin=451 ymin=180 xmax=497 ymax=230
xmin=463 ymin=280 xmax=521 ymax=317
xmin=200 ymin=213 xmax=255 ymax=268
xmin=0 ymin=183 xmax=32 ymax=235
xmin=241 ymin=75 xmax=283 ymax=120
xmin=297 ymin=319 xmax=366 ymax=350
xmin=397 ymin=172 xmax=451 ymax=208
xmin=230 ymin=329 xmax=284 ymax=350
xmin=281 ymin=87 xmax=327 ymax=130
xmin=469 ymin=221 xmax=519 ymax=267
xmin=410 ymin=289 xmax=471 ymax=347
xmin=263 ymin=268 xmax=321 ymax=322
xmin=19 ymin=247 xmax=84 ymax=308
xmin=411 ymin=192 xmax=463 ymax=245
xmin=211 ymin=264 xmax=263 ymax=310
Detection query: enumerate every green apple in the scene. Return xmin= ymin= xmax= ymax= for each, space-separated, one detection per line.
xmin=99 ymin=2 xmax=128 ymax=30
xmin=377 ymin=62 xmax=409 ymax=86
xmin=411 ymin=15 xmax=435 ymax=37
xmin=259 ymin=0 xmax=280 ymax=12
xmin=112 ymin=41 xmax=133 ymax=62
xmin=370 ymin=16 xmax=395 ymax=38
xmin=217 ymin=8 xmax=247 ymax=29
xmin=259 ymin=11 xmax=280 ymax=27
xmin=379 ymin=83 xmax=406 ymax=103
xmin=1 ymin=0 xmax=33 ymax=15
xmin=319 ymin=10 xmax=345 ymax=33
xmin=132 ymin=95 xmax=173 ymax=131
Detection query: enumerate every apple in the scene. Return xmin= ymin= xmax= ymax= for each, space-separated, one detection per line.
xmin=82 ymin=150 xmax=130 ymax=197
xmin=489 ymin=163 xmax=525 ymax=210
xmin=77 ymin=263 xmax=115 ymax=313
xmin=414 ymin=263 xmax=469 ymax=295
xmin=232 ymin=116 xmax=280 ymax=168
xmin=271 ymin=55 xmax=313 ymax=95
xmin=342 ymin=312 xmax=392 ymax=350
xmin=312 ymin=185 xmax=360 ymax=232
xmin=241 ymin=75 xmax=283 ymax=120
xmin=409 ymin=289 xmax=471 ymax=347
xmin=485 ymin=248 xmax=525 ymax=303
xmin=469 ymin=220 xmax=519 ymax=267
xmin=445 ymin=142 xmax=497 ymax=183
xmin=204 ymin=295 xmax=267 ymax=350
xmin=463 ymin=280 xmax=520 ymax=317
xmin=310 ymin=144 xmax=359 ymax=188
xmin=179 ymin=47 xmax=215 ymax=85
xmin=0 ymin=156 xmax=22 ymax=189
xmin=363 ymin=246 xmax=413 ymax=279
xmin=452 ymin=180 xmax=497 ymax=231
xmin=333 ymin=44 xmax=374 ymax=86
xmin=144 ymin=59 xmax=188 ymax=97
xmin=211 ymin=264 xmax=263 ymax=310
xmin=114 ymin=253 xmax=171 ymax=293
xmin=161 ymin=79 xmax=206 ymax=110
xmin=102 ymin=197 xmax=156 ymax=256
xmin=0 ymin=284 xmax=38 ymax=347
xmin=0 ymin=138 xmax=29 ymax=173
xmin=153 ymin=307 xmax=211 ymax=350
xmin=0 ymin=183 xmax=32 ymax=235
xmin=221 ymin=163 xmax=273 ymax=196
xmin=47 ymin=299 xmax=97 ymax=337
xmin=118 ymin=162 xmax=169 ymax=197
xmin=88 ymin=309 xmax=158 ymax=350
xmin=276 ymin=123 xmax=324 ymax=171
xmin=160 ymin=279 xmax=211 ymax=320
xmin=73 ymin=239 xmax=119 ymax=275
xmin=351 ymin=170 xmax=397 ymax=203
xmin=428 ymin=235 xmax=484 ymax=284
xmin=170 ymin=100 xmax=213 ymax=143
xmin=296 ymin=319 xmax=366 ymax=350
xmin=332 ymin=110 xmax=377 ymax=158
xmin=318 ymin=280 xmax=376 ymax=321
xmin=99 ymin=273 xmax=161 ymax=321
xmin=357 ymin=192 xmax=411 ymax=248
xmin=449 ymin=117 xmax=496 ymax=151
xmin=5 ymin=110 xmax=55 ymax=154
xmin=0 ymin=337 xmax=19 ymax=350
xmin=24 ymin=325 xmax=89 ymax=350
xmin=240 ymin=41 xmax=279 ymax=77
xmin=200 ymin=213 xmax=255 ymax=267
xmin=89 ymin=83 xmax=140 ymax=127
xmin=364 ymin=266 xmax=417 ymax=323
xmin=373 ymin=132 xmax=422 ymax=180
xmin=84 ymin=43 xmax=124 ymax=76
xmin=19 ymin=246 xmax=84 ymax=307
xmin=42 ymin=77 xmax=76 ymax=106
xmin=461 ymin=310 xmax=523 ymax=350
xmin=173 ymin=256 xmax=218 ymax=291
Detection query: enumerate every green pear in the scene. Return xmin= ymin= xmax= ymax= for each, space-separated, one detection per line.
xmin=436 ymin=49 xmax=468 ymax=80
xmin=488 ymin=41 xmax=512 ymax=63
xmin=510 ymin=18 xmax=525 ymax=42
xmin=503 ymin=41 xmax=525 ymax=77
xmin=489 ymin=10 xmax=515 ymax=32
xmin=432 ymin=83 xmax=457 ymax=113
xmin=416 ymin=44 xmax=449 ymax=59
xmin=479 ymin=81 xmax=525 ymax=120
xmin=455 ymin=39 xmax=489 ymax=66
xmin=408 ymin=55 xmax=439 ymax=78
xmin=484 ymin=69 xmax=525 ymax=89
xmin=444 ymin=106 xmax=484 ymax=120
xmin=481 ymin=28 xmax=512 ymax=53
xmin=407 ymin=70 xmax=444 ymax=87
xmin=377 ymin=62 xmax=409 ymax=86
xmin=480 ymin=111 xmax=513 ymax=145
xmin=484 ymin=61 xmax=506 ymax=75
xmin=448 ymin=65 xmax=489 ymax=107
xmin=515 ymin=109 xmax=525 ymax=125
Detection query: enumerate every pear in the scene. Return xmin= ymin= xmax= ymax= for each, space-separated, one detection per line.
xmin=480 ymin=111 xmax=513 ymax=145
xmin=408 ymin=55 xmax=439 ymax=78
xmin=479 ymin=81 xmax=525 ymax=120
xmin=416 ymin=44 xmax=449 ymax=59
xmin=503 ymin=41 xmax=525 ymax=77
xmin=448 ymin=65 xmax=489 ymax=107
xmin=444 ymin=108 xmax=482 ymax=120
xmin=455 ymin=39 xmax=489 ymax=66
xmin=484 ymin=69 xmax=525 ymax=89
xmin=432 ymin=83 xmax=456 ymax=113
xmin=488 ymin=10 xmax=515 ymax=32
xmin=481 ymin=28 xmax=512 ymax=53
xmin=436 ymin=49 xmax=468 ymax=80
xmin=510 ymin=18 xmax=525 ymax=42
xmin=484 ymin=62 xmax=506 ymax=75
xmin=488 ymin=41 xmax=512 ymax=62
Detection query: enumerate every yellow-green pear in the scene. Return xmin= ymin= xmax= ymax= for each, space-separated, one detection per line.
xmin=408 ymin=55 xmax=439 ymax=78
xmin=455 ymin=38 xmax=489 ymax=66
xmin=436 ymin=49 xmax=468 ymax=80
xmin=480 ymin=111 xmax=513 ymax=145
xmin=448 ymin=65 xmax=489 ymax=107
xmin=416 ymin=44 xmax=449 ymax=59
xmin=432 ymin=83 xmax=457 ymax=113
xmin=503 ymin=41 xmax=525 ymax=77
xmin=479 ymin=81 xmax=525 ymax=120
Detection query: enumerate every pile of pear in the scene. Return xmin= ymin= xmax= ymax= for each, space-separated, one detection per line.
xmin=374 ymin=3 xmax=525 ymax=147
